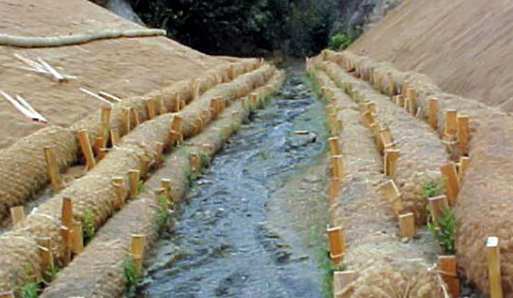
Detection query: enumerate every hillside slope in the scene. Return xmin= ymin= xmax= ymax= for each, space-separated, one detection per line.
xmin=0 ymin=0 xmax=230 ymax=149
xmin=349 ymin=0 xmax=513 ymax=111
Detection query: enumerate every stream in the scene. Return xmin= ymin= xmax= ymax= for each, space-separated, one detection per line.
xmin=139 ymin=63 xmax=330 ymax=298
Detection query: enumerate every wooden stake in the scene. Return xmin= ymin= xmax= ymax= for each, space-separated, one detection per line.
xmin=131 ymin=107 xmax=140 ymax=127
xmin=378 ymin=180 xmax=403 ymax=216
xmin=70 ymin=221 xmax=84 ymax=254
xmin=384 ymin=149 xmax=400 ymax=178
xmin=445 ymin=110 xmax=458 ymax=136
xmin=153 ymin=142 xmax=164 ymax=165
xmin=171 ymin=115 xmax=183 ymax=132
xmin=380 ymin=127 xmax=393 ymax=148
xmin=110 ymin=128 xmax=120 ymax=147
xmin=10 ymin=206 xmax=25 ymax=227
xmin=326 ymin=226 xmax=345 ymax=264
xmin=399 ymin=213 xmax=416 ymax=238
xmin=44 ymin=146 xmax=63 ymax=192
xmin=406 ymin=87 xmax=416 ymax=115
xmin=487 ymin=237 xmax=503 ymax=298
xmin=121 ymin=107 xmax=131 ymax=136
xmin=61 ymin=197 xmax=73 ymax=229
xmin=157 ymin=94 xmax=167 ymax=115
xmin=330 ymin=155 xmax=344 ymax=179
xmin=361 ymin=110 xmax=375 ymax=128
xmin=190 ymin=153 xmax=201 ymax=172
xmin=128 ymin=170 xmax=140 ymax=199
xmin=428 ymin=98 xmax=439 ymax=129
xmin=60 ymin=226 xmax=71 ymax=266
xmin=77 ymin=129 xmax=96 ymax=169
xmin=441 ymin=163 xmax=460 ymax=206
xmin=428 ymin=195 xmax=449 ymax=227
xmin=458 ymin=156 xmax=470 ymax=179
xmin=100 ymin=106 xmax=111 ymax=147
xmin=130 ymin=234 xmax=146 ymax=275
xmin=145 ymin=98 xmax=156 ymax=120
xmin=457 ymin=115 xmax=470 ymax=154
xmin=438 ymin=255 xmax=460 ymax=298
xmin=111 ymin=177 xmax=126 ymax=208
xmin=37 ymin=244 xmax=54 ymax=280
xmin=333 ymin=270 xmax=355 ymax=298
xmin=161 ymin=178 xmax=171 ymax=199
xmin=328 ymin=137 xmax=340 ymax=155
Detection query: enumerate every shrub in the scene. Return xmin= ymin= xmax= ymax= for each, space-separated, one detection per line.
xmin=427 ymin=208 xmax=456 ymax=255
xmin=328 ymin=33 xmax=352 ymax=50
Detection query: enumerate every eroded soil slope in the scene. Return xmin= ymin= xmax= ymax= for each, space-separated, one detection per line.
xmin=349 ymin=0 xmax=513 ymax=111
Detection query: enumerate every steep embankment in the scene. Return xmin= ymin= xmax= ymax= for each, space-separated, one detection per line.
xmin=349 ymin=0 xmax=513 ymax=111
xmin=0 ymin=0 xmax=230 ymax=149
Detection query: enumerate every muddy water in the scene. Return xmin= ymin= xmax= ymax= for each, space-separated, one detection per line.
xmin=140 ymin=65 xmax=329 ymax=298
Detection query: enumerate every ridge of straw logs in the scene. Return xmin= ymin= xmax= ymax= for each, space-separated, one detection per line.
xmin=318 ymin=59 xmax=449 ymax=224
xmin=310 ymin=66 xmax=445 ymax=297
xmin=0 ymin=62 xmax=276 ymax=292
xmin=322 ymin=50 xmax=513 ymax=296
xmin=0 ymin=58 xmax=260 ymax=225
xmin=39 ymin=71 xmax=285 ymax=298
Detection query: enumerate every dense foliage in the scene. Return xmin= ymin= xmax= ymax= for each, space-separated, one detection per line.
xmin=127 ymin=0 xmax=343 ymax=57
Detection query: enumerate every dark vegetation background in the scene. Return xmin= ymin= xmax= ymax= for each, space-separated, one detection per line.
xmin=125 ymin=0 xmax=363 ymax=57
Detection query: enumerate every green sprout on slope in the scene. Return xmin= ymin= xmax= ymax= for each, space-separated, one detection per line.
xmin=155 ymin=194 xmax=170 ymax=227
xmin=81 ymin=209 xmax=96 ymax=244
xmin=20 ymin=282 xmax=40 ymax=298
xmin=122 ymin=257 xmax=141 ymax=297
xmin=427 ymin=208 xmax=456 ymax=255
xmin=137 ymin=180 xmax=145 ymax=193
xmin=420 ymin=178 xmax=444 ymax=199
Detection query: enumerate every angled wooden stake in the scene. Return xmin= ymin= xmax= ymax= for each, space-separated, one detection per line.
xmin=428 ymin=195 xmax=449 ymax=227
xmin=100 ymin=106 xmax=112 ymax=147
xmin=111 ymin=177 xmax=126 ymax=209
xmin=438 ymin=255 xmax=460 ymax=298
xmin=60 ymin=226 xmax=71 ymax=266
xmin=445 ymin=110 xmax=458 ymax=136
xmin=145 ymin=98 xmax=156 ymax=120
xmin=77 ymin=129 xmax=96 ymax=169
xmin=70 ymin=221 xmax=84 ymax=254
xmin=328 ymin=137 xmax=341 ymax=156
xmin=131 ymin=107 xmax=140 ymax=127
xmin=428 ymin=98 xmax=439 ymax=129
xmin=10 ymin=206 xmax=25 ymax=227
xmin=44 ymin=146 xmax=63 ymax=192
xmin=441 ymin=163 xmax=460 ymax=206
xmin=128 ymin=170 xmax=140 ymax=199
xmin=487 ymin=237 xmax=503 ymax=298
xmin=399 ymin=213 xmax=416 ymax=238
xmin=157 ymin=94 xmax=167 ymax=115
xmin=61 ymin=197 xmax=73 ymax=229
xmin=37 ymin=243 xmax=54 ymax=280
xmin=121 ymin=107 xmax=131 ymax=136
xmin=457 ymin=115 xmax=470 ymax=155
xmin=171 ymin=115 xmax=183 ymax=132
xmin=458 ymin=156 xmax=470 ymax=179
xmin=378 ymin=180 xmax=403 ymax=216
xmin=161 ymin=178 xmax=171 ymax=199
xmin=110 ymin=128 xmax=120 ymax=147
xmin=326 ymin=226 xmax=345 ymax=264
xmin=384 ymin=149 xmax=400 ymax=178
xmin=130 ymin=234 xmax=146 ymax=276
xmin=361 ymin=110 xmax=375 ymax=128
xmin=330 ymin=155 xmax=344 ymax=180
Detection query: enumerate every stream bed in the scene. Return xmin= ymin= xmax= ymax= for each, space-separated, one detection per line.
xmin=139 ymin=64 xmax=330 ymax=298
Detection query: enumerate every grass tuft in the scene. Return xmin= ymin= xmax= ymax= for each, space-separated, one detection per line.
xmin=427 ymin=208 xmax=456 ymax=255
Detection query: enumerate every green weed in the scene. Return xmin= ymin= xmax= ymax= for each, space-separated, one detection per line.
xmin=137 ymin=180 xmax=145 ymax=193
xmin=420 ymin=178 xmax=444 ymax=198
xmin=122 ymin=257 xmax=141 ymax=297
xmin=20 ymin=282 xmax=40 ymax=298
xmin=43 ymin=264 xmax=61 ymax=284
xmin=427 ymin=208 xmax=456 ymax=255
xmin=155 ymin=195 xmax=170 ymax=226
xmin=317 ymin=245 xmax=345 ymax=298
xmin=81 ymin=209 xmax=95 ymax=243
xmin=199 ymin=152 xmax=210 ymax=168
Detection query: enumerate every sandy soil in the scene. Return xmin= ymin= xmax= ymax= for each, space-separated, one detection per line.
xmin=350 ymin=0 xmax=513 ymax=111
xmin=0 ymin=0 xmax=231 ymax=149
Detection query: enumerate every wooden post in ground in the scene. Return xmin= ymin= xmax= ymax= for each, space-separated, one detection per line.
xmin=70 ymin=221 xmax=84 ymax=254
xmin=60 ymin=226 xmax=71 ymax=265
xmin=77 ymin=129 xmax=96 ymax=169
xmin=330 ymin=155 xmax=344 ymax=180
xmin=190 ymin=153 xmax=201 ymax=173
xmin=328 ymin=137 xmax=340 ymax=156
xmin=384 ymin=149 xmax=400 ymax=178
xmin=444 ymin=110 xmax=458 ymax=137
xmin=161 ymin=178 xmax=171 ymax=199
xmin=44 ymin=146 xmax=63 ymax=192
xmin=145 ymin=98 xmax=156 ymax=120
xmin=131 ymin=107 xmax=140 ymax=127
xmin=37 ymin=245 xmax=54 ymax=280
xmin=378 ymin=180 xmax=403 ymax=216
xmin=406 ymin=88 xmax=416 ymax=115
xmin=111 ymin=177 xmax=126 ymax=208
xmin=458 ymin=156 xmax=470 ymax=179
xmin=100 ymin=106 xmax=111 ymax=147
xmin=61 ymin=197 xmax=73 ymax=229
xmin=333 ymin=271 xmax=355 ymax=298
xmin=153 ymin=142 xmax=164 ymax=165
xmin=157 ymin=94 xmax=167 ymax=115
xmin=171 ymin=115 xmax=182 ymax=132
xmin=457 ymin=115 xmax=470 ymax=154
xmin=10 ymin=206 xmax=25 ymax=227
xmin=361 ymin=111 xmax=375 ymax=128
xmin=428 ymin=195 xmax=449 ymax=227
xmin=326 ymin=226 xmax=345 ymax=264
xmin=438 ymin=255 xmax=460 ymax=298
xmin=487 ymin=237 xmax=503 ymax=298
xmin=130 ymin=234 xmax=146 ymax=276
xmin=441 ymin=163 xmax=460 ymax=206
xmin=128 ymin=170 xmax=140 ymax=199
xmin=121 ymin=107 xmax=131 ymax=136
xmin=428 ymin=98 xmax=439 ymax=129
xmin=110 ymin=128 xmax=120 ymax=147
xmin=398 ymin=213 xmax=416 ymax=238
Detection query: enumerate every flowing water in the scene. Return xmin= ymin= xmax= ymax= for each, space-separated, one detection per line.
xmin=140 ymin=63 xmax=330 ymax=298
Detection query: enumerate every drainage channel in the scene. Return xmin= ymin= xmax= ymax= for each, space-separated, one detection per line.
xmin=139 ymin=63 xmax=329 ymax=298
